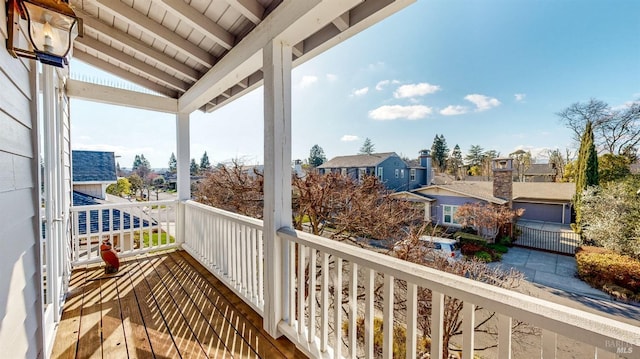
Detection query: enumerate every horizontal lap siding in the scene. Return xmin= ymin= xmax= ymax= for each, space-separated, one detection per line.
xmin=0 ymin=36 xmax=42 ymax=358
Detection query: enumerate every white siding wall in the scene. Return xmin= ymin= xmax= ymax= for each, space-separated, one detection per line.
xmin=0 ymin=19 xmax=44 ymax=359
xmin=73 ymin=183 xmax=104 ymax=199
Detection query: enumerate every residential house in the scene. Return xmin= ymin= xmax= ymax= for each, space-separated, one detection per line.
xmin=522 ymin=163 xmax=558 ymax=182
xmin=0 ymin=0 xmax=633 ymax=358
xmin=318 ymin=150 xmax=432 ymax=191
xmin=398 ymin=158 xmax=574 ymax=227
xmin=72 ymin=150 xmax=117 ymax=199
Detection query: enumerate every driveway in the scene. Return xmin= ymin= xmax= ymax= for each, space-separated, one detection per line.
xmin=489 ymin=247 xmax=606 ymax=298
xmin=489 ymin=247 xmax=640 ymax=324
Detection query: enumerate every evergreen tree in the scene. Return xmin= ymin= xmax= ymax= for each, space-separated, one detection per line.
xmin=465 ymin=145 xmax=484 ymax=167
xmin=446 ymin=144 xmax=464 ymax=178
xmin=308 ymin=144 xmax=327 ymax=168
xmin=132 ymin=154 xmax=150 ymax=179
xmin=200 ymin=151 xmax=211 ymax=172
xmin=574 ymin=121 xmax=599 ymax=236
xmin=359 ymin=137 xmax=375 ymax=155
xmin=430 ymin=134 xmax=449 ymax=172
xmin=168 ymin=152 xmax=177 ymax=173
xmin=190 ymin=158 xmax=199 ymax=176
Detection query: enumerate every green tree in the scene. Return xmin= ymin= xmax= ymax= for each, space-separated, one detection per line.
xmin=308 ymin=144 xmax=327 ymax=168
xmin=190 ymin=158 xmax=199 ymax=176
xmin=446 ymin=144 xmax=464 ymax=179
xmin=128 ymin=173 xmax=144 ymax=199
xmin=106 ymin=178 xmax=132 ymax=197
xmin=359 ymin=137 xmax=375 ymax=155
xmin=152 ymin=176 xmax=166 ymax=200
xmin=168 ymin=152 xmax=177 ymax=173
xmin=430 ymin=134 xmax=449 ymax=172
xmin=465 ymin=145 xmax=484 ymax=167
xmin=598 ymin=154 xmax=631 ymax=183
xmin=132 ymin=154 xmax=151 ymax=179
xmin=200 ymin=151 xmax=211 ymax=172
xmin=573 ymin=121 xmax=599 ymax=235
xmin=581 ymin=177 xmax=640 ymax=259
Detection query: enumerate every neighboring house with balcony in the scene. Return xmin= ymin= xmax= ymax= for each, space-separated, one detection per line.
xmin=72 ymin=150 xmax=117 ymax=200
xmin=318 ymin=150 xmax=433 ymax=191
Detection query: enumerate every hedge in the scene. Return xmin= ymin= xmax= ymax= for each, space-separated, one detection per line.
xmin=575 ymin=246 xmax=640 ymax=301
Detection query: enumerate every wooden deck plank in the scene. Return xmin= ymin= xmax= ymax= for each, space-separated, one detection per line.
xmin=163 ymin=253 xmax=252 ymax=358
xmin=52 ymin=250 xmax=306 ymax=359
xmin=153 ymin=254 xmax=236 ymax=358
xmin=76 ymin=267 xmax=108 ymax=359
xmin=51 ymin=265 xmax=88 ymax=359
xmin=140 ymin=255 xmax=208 ymax=359
xmin=174 ymin=251 xmax=303 ymax=358
xmin=99 ymin=274 xmax=129 ymax=358
xmin=127 ymin=257 xmax=181 ymax=359
xmin=115 ymin=261 xmax=153 ymax=359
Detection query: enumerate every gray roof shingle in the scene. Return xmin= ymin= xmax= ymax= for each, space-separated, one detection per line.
xmin=72 ymin=150 xmax=117 ymax=182
xmin=415 ymin=181 xmax=575 ymax=203
xmin=318 ymin=152 xmax=400 ymax=168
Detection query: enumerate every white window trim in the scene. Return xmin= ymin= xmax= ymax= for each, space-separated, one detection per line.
xmin=377 ymin=167 xmax=383 ymax=180
xmin=410 ymin=168 xmax=416 ymax=181
xmin=395 ymin=168 xmax=399 ymax=178
xmin=442 ymin=204 xmax=460 ymax=225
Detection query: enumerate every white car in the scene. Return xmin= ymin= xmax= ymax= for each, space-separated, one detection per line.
xmin=394 ymin=236 xmax=461 ymax=261
xmin=418 ymin=236 xmax=461 ymax=260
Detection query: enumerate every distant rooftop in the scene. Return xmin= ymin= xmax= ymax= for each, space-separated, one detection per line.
xmin=318 ymin=152 xmax=401 ymax=168
xmin=72 ymin=150 xmax=117 ymax=182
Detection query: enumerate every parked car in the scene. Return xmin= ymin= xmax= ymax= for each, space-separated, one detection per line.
xmin=393 ymin=236 xmax=461 ymax=262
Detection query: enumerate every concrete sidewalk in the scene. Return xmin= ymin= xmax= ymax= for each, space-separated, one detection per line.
xmin=489 ymin=247 xmax=609 ymax=299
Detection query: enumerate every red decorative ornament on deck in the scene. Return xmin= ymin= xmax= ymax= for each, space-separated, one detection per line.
xmin=100 ymin=239 xmax=120 ymax=274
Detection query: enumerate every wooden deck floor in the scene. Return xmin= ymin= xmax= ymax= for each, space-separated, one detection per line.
xmin=52 ymin=250 xmax=305 ymax=358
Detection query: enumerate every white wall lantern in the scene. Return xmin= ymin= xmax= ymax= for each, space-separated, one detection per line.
xmin=6 ymin=0 xmax=82 ymax=67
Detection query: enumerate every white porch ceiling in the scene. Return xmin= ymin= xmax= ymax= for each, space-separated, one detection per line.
xmin=68 ymin=0 xmax=415 ymax=114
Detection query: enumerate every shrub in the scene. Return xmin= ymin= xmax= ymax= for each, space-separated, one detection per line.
xmin=461 ymin=243 xmax=484 ymax=255
xmin=487 ymin=243 xmax=509 ymax=254
xmin=498 ymin=236 xmax=514 ymax=247
xmin=455 ymin=232 xmax=487 ymax=246
xmin=576 ymin=246 xmax=640 ymax=300
xmin=474 ymin=251 xmax=492 ymax=262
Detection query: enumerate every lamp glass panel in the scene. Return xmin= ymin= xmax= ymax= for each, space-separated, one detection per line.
xmin=23 ymin=2 xmax=76 ymax=56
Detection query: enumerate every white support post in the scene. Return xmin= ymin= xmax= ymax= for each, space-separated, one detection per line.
xmin=176 ymin=112 xmax=190 ymax=244
xmin=263 ymin=38 xmax=292 ymax=337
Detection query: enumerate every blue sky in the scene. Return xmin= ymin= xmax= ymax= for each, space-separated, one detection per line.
xmin=70 ymin=0 xmax=640 ymax=169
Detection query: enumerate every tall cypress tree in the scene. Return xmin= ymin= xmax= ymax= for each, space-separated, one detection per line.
xmin=574 ymin=121 xmax=599 ymax=236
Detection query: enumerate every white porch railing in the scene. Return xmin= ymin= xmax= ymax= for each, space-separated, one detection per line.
xmin=180 ymin=201 xmax=638 ymax=359
xmin=182 ymin=200 xmax=265 ymax=314
xmin=69 ymin=200 xmax=638 ymax=358
xmin=70 ymin=200 xmax=179 ymax=265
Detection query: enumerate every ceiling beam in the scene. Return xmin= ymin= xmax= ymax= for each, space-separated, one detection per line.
xmin=93 ymin=0 xmax=215 ymax=67
xmin=225 ymin=0 xmax=264 ymax=24
xmin=332 ymin=11 xmax=350 ymax=31
xmin=75 ymin=36 xmax=190 ymax=91
xmin=76 ymin=9 xmax=200 ymax=82
xmin=178 ymin=0 xmax=363 ymax=113
xmin=154 ymin=0 xmax=235 ymax=50
xmin=66 ymin=79 xmax=178 ymax=113
xmin=74 ymin=50 xmax=179 ymax=98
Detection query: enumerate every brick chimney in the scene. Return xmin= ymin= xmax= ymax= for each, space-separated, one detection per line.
xmin=492 ymin=158 xmax=513 ymax=207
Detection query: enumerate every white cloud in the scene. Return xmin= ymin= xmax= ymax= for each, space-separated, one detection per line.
xmin=299 ymin=75 xmax=318 ymax=88
xmin=375 ymin=79 xmax=400 ymax=91
xmin=464 ymin=94 xmax=501 ymax=111
xmin=341 ymin=135 xmax=359 ymax=142
xmin=326 ymin=73 xmax=338 ymax=82
xmin=514 ymin=93 xmax=526 ymax=102
xmin=393 ymin=83 xmax=441 ymax=99
xmin=365 ymin=62 xmax=386 ymax=71
xmin=352 ymin=87 xmax=369 ymax=97
xmin=368 ymin=105 xmax=433 ymax=120
xmin=440 ymin=105 xmax=468 ymax=116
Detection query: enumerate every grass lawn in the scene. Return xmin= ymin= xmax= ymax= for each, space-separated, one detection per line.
xmin=134 ymin=231 xmax=175 ymax=247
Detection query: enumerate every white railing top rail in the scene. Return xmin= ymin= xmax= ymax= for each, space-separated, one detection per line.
xmin=184 ymin=200 xmax=264 ymax=229
xmin=70 ymin=199 xmax=178 ymax=212
xmin=278 ymin=228 xmax=639 ymax=349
